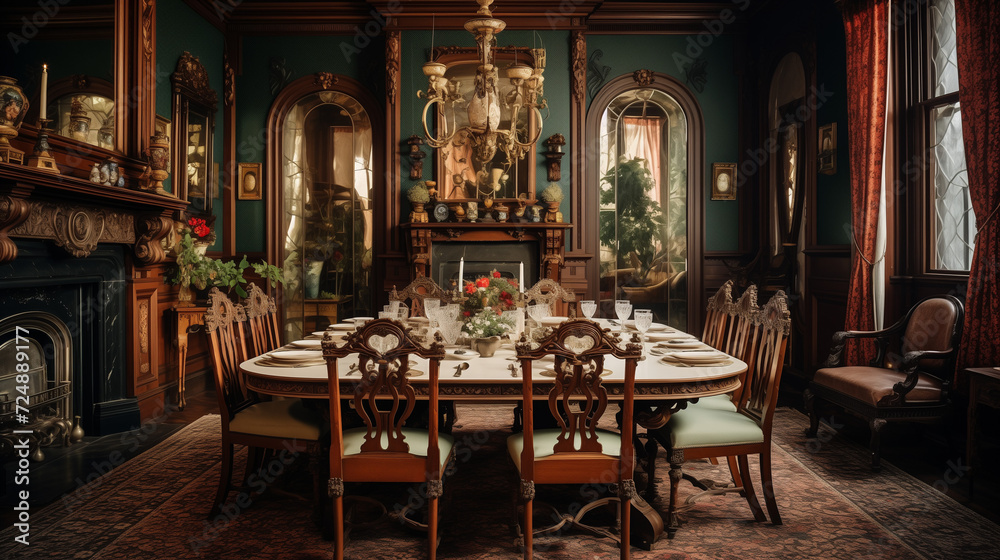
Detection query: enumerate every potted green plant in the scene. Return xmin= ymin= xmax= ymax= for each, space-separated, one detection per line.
xmin=598 ymin=157 xmax=668 ymax=285
xmin=539 ymin=183 xmax=564 ymax=222
xmin=406 ymin=181 xmax=431 ymax=222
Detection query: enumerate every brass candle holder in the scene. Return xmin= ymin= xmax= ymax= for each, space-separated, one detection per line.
xmin=27 ymin=118 xmax=60 ymax=173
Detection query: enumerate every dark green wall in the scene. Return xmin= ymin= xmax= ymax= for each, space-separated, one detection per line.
xmin=814 ymin=2 xmax=851 ymax=246
xmin=157 ymin=1 xmax=224 ymax=251
xmin=233 ymin=34 xmax=379 ymax=253
xmin=587 ymin=34 xmax=740 ymax=252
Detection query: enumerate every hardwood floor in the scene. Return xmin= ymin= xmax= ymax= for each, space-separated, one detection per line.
xmin=4 ymin=385 xmax=999 ymax=529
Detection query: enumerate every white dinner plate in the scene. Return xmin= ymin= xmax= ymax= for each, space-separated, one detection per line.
xmin=408 ymin=316 xmax=430 ymax=324
xmin=659 ymin=351 xmax=728 ymax=365
xmin=645 ymin=332 xmax=677 ymax=342
xmin=289 ymin=339 xmax=322 ymax=349
xmin=539 ymin=316 xmax=569 ymax=327
xmin=328 ymin=323 xmax=356 ymax=331
xmin=268 ymin=349 xmax=321 ymax=361
xmin=445 ymin=348 xmax=479 ymax=360
xmin=344 ymin=316 xmax=374 ymax=323
xmin=623 ymin=320 xmax=669 ymax=332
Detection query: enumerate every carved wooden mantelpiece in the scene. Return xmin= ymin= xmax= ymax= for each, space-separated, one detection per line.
xmin=401 ymin=222 xmax=572 ymax=283
xmin=0 ymin=165 xmax=189 ymax=264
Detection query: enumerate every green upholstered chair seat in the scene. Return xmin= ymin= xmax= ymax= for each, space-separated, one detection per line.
xmin=229 ymin=399 xmax=324 ymax=441
xmin=688 ymin=394 xmax=738 ymax=412
xmin=507 ymin=428 xmax=622 ymax=469
xmin=668 ymin=407 xmax=763 ymax=449
xmin=342 ymin=427 xmax=455 ymax=468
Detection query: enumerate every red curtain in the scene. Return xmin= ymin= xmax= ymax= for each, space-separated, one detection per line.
xmin=955 ymin=0 xmax=1000 ymax=385
xmin=841 ymin=0 xmax=890 ymax=365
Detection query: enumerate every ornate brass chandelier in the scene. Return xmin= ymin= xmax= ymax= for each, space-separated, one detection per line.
xmin=418 ymin=0 xmax=546 ymax=198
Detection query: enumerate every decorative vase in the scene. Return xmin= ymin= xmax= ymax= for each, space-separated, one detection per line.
xmin=473 ymin=335 xmax=503 ymax=358
xmin=146 ymin=131 xmax=170 ymax=194
xmin=70 ymin=415 xmax=85 ymax=443
xmin=305 ymin=260 xmax=324 ymax=299
xmin=177 ymin=281 xmax=196 ymax=307
xmin=0 ymin=76 xmax=29 ymax=165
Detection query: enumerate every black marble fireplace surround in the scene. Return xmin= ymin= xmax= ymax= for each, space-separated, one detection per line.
xmin=0 ymin=240 xmax=138 ymax=436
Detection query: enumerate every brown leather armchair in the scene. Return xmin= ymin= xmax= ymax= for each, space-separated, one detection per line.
xmin=804 ymin=295 xmax=964 ymax=470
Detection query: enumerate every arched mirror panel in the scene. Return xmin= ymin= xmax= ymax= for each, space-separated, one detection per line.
xmin=588 ymin=74 xmax=703 ymax=332
xmin=768 ymin=52 xmax=807 ymax=253
xmin=279 ymin=90 xmax=374 ymax=341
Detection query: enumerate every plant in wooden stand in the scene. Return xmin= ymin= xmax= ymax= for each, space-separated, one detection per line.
xmin=598 ymin=156 xmax=668 ymax=286
xmin=539 ymin=182 xmax=564 ymax=222
xmin=406 ymin=181 xmax=431 ymax=223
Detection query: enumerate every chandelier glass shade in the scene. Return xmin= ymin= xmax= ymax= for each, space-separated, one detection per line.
xmin=418 ymin=0 xmax=546 ymax=198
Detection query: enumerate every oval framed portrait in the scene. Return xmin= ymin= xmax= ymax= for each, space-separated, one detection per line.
xmin=238 ymin=162 xmax=262 ymax=200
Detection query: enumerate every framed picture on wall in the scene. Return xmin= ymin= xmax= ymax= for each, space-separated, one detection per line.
xmin=154 ymin=115 xmax=171 ymax=145
xmin=711 ymin=162 xmax=737 ymax=200
xmin=818 ymin=123 xmax=837 ymax=175
xmin=238 ymin=162 xmax=262 ymax=200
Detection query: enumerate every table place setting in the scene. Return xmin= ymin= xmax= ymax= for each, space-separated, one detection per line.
xmin=445 ymin=348 xmax=480 ymax=360
xmin=656 ymin=349 xmax=732 ymax=367
xmin=256 ymin=348 xmax=326 ymax=367
xmin=288 ymin=339 xmax=322 ymax=349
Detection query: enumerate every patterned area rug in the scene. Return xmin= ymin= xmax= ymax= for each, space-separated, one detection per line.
xmin=2 ymin=406 xmax=998 ymax=559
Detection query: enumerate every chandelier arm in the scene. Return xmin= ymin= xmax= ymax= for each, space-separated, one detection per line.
xmin=422 ymin=98 xmax=456 ymax=148
xmin=505 ymin=105 xmax=545 ymax=153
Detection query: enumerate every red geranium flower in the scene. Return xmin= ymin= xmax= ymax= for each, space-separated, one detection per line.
xmin=465 ymin=282 xmax=476 ymax=294
xmin=492 ymin=271 xmax=502 ymax=278
xmin=476 ymin=277 xmax=490 ymax=288
xmin=463 ymin=310 xmax=471 ymax=317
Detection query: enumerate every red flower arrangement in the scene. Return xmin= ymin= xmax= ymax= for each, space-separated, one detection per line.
xmin=179 ymin=213 xmax=216 ymax=245
xmin=461 ymin=269 xmax=519 ymax=317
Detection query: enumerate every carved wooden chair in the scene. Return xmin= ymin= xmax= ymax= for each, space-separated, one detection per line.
xmin=701 ymin=280 xmax=734 ymax=349
xmin=650 ymin=291 xmax=790 ymax=536
xmin=204 ymin=288 xmax=325 ymax=517
xmin=509 ymin=319 xmax=643 ymax=559
xmin=243 ymin=282 xmax=282 ymax=356
xmin=642 ymin=285 xmax=762 ymax=495
xmin=804 ymin=295 xmax=964 ymax=470
xmin=522 ymin=278 xmax=577 ymax=317
xmin=388 ymin=276 xmax=453 ymax=318
xmin=321 ymin=318 xmax=450 ymax=560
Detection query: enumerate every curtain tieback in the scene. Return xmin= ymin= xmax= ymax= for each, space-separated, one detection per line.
xmin=973 ymin=199 xmax=1000 ymax=244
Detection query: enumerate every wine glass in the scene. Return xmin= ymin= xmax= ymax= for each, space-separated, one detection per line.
xmin=614 ymin=300 xmax=632 ymax=331
xmin=423 ymin=298 xmax=441 ymax=319
xmin=580 ymin=300 xmax=597 ymax=320
xmin=633 ymin=309 xmax=653 ymax=355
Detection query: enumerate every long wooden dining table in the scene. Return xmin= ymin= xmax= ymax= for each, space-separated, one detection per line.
xmin=240 ymin=337 xmax=746 ymax=405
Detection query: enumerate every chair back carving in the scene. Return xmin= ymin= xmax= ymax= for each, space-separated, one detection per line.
xmin=723 ymin=284 xmax=758 ymax=359
xmin=515 ymin=320 xmax=642 ymax=459
xmin=523 ymin=278 xmax=577 ymax=317
xmin=741 ymin=291 xmax=790 ymax=438
xmin=898 ymin=296 xmax=963 ymax=379
xmin=204 ymin=288 xmax=252 ymax=424
xmin=243 ymin=283 xmax=281 ymax=356
xmin=703 ymin=280 xmax=734 ymax=349
xmin=323 ymin=319 xmax=445 ymax=456
xmin=388 ymin=276 xmax=453 ymax=317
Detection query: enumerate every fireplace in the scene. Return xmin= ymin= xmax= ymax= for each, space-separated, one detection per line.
xmin=433 ymin=241 xmax=539 ymax=290
xmin=0 ymin=240 xmax=138 ymax=451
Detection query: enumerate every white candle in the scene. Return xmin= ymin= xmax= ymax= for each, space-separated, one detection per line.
xmin=40 ymin=64 xmax=48 ymax=120
xmin=519 ymin=262 xmax=524 ymax=290
xmin=458 ymin=257 xmax=464 ymax=288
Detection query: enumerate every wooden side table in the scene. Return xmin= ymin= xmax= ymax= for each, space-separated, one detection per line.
xmin=966 ymin=366 xmax=1000 ymax=493
xmin=172 ymin=305 xmax=207 ymax=410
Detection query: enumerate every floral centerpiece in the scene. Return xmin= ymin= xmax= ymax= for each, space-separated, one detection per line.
xmin=462 ymin=309 xmax=515 ymax=357
xmin=461 ymin=270 xmax=519 ymax=318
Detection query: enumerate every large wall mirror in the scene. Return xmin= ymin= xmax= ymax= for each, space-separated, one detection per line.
xmin=279 ymin=90 xmax=374 ymax=341
xmin=171 ymin=52 xmax=217 ymax=215
xmin=431 ymin=47 xmax=539 ymax=202
xmin=1 ymin=1 xmax=115 ymax=150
